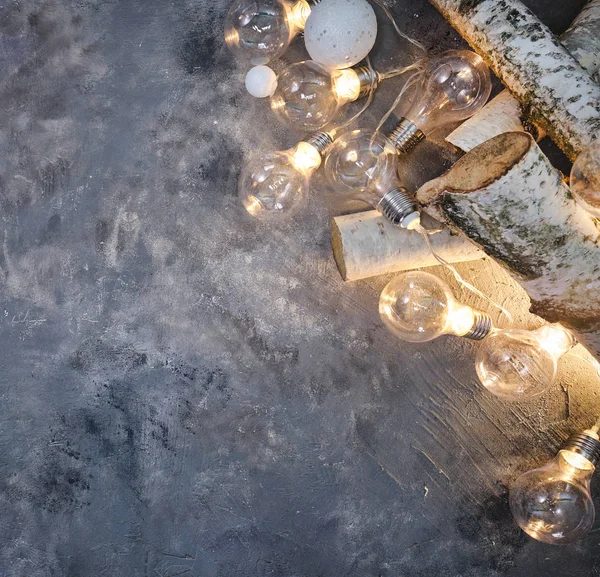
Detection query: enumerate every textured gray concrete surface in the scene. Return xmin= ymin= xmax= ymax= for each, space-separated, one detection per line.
xmin=1 ymin=0 xmax=599 ymax=575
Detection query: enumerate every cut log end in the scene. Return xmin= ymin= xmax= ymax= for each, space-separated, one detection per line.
xmin=331 ymin=219 xmax=348 ymax=281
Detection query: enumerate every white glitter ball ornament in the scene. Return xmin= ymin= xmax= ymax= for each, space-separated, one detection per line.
xmin=245 ymin=65 xmax=278 ymax=98
xmin=304 ymin=0 xmax=377 ymax=69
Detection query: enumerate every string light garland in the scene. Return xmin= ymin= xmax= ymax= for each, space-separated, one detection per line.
xmin=226 ymin=0 xmax=600 ymax=547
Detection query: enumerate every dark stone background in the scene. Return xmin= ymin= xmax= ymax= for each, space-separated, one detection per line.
xmin=0 ymin=0 xmax=598 ymax=575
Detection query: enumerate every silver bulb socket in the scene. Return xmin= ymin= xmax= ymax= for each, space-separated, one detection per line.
xmin=388 ymin=118 xmax=426 ymax=154
xmin=564 ymin=432 xmax=600 ymax=468
xmin=306 ymin=0 xmax=321 ymax=5
xmin=378 ymin=187 xmax=420 ymax=228
xmin=353 ymin=66 xmax=380 ymax=98
xmin=303 ymin=131 xmax=333 ymax=156
xmin=463 ymin=311 xmax=493 ymax=341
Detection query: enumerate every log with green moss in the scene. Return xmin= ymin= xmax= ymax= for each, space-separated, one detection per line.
xmin=415 ymin=131 xmax=600 ymax=359
xmin=428 ymin=0 xmax=600 ymax=160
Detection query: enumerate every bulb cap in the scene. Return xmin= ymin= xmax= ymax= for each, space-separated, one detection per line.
xmin=378 ymin=187 xmax=420 ymax=228
xmin=564 ymin=432 xmax=600 ymax=468
xmin=303 ymin=132 xmax=333 ymax=156
xmin=306 ymin=0 xmax=321 ymax=5
xmin=388 ymin=118 xmax=426 ymax=154
xmin=353 ymin=66 xmax=380 ymax=98
xmin=463 ymin=311 xmax=493 ymax=341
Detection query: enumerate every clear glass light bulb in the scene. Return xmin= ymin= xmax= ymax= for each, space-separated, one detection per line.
xmin=239 ymin=132 xmax=331 ymax=221
xmin=270 ymin=61 xmax=378 ymax=132
xmin=224 ymin=0 xmax=312 ymax=65
xmin=389 ymin=50 xmax=492 ymax=153
xmin=570 ymin=141 xmax=600 ymax=217
xmin=323 ymin=129 xmax=420 ymax=229
xmin=379 ymin=271 xmax=492 ymax=343
xmin=475 ymin=324 xmax=575 ymax=401
xmin=510 ymin=429 xmax=600 ymax=544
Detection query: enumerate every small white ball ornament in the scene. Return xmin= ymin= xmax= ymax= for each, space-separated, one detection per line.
xmin=304 ymin=0 xmax=377 ymax=69
xmin=245 ymin=65 xmax=278 ymax=98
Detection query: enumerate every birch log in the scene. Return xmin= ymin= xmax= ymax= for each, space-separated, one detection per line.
xmin=415 ymin=131 xmax=600 ymax=359
xmin=447 ymin=0 xmax=600 ymax=152
xmin=331 ymin=211 xmax=484 ymax=281
xmin=428 ymin=0 xmax=600 ymax=159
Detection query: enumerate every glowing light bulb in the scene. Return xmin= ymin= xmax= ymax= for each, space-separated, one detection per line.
xmin=239 ymin=132 xmax=332 ymax=221
xmin=570 ymin=141 xmax=600 ymax=217
xmin=388 ymin=50 xmax=492 ymax=153
xmin=379 ymin=271 xmax=493 ymax=343
xmin=304 ymin=0 xmax=377 ymax=69
xmin=475 ymin=324 xmax=575 ymax=401
xmin=510 ymin=429 xmax=600 ymax=544
xmin=269 ymin=61 xmax=379 ymax=132
xmin=224 ymin=0 xmax=313 ymax=65
xmin=323 ymin=129 xmax=420 ymax=229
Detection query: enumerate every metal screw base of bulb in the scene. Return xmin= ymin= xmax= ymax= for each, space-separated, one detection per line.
xmin=464 ymin=311 xmax=493 ymax=341
xmin=564 ymin=433 xmax=600 ymax=467
xmin=388 ymin=118 xmax=426 ymax=154
xmin=303 ymin=132 xmax=333 ymax=155
xmin=378 ymin=188 xmax=419 ymax=228
xmin=354 ymin=66 xmax=380 ymax=98
xmin=306 ymin=0 xmax=321 ymax=5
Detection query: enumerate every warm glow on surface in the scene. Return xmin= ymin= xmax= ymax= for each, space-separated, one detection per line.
xmin=290 ymin=141 xmax=322 ymax=174
xmin=537 ymin=324 xmax=575 ymax=359
xmin=288 ymin=0 xmax=312 ymax=31
xmin=448 ymin=304 xmax=475 ymax=336
xmin=561 ymin=450 xmax=595 ymax=473
xmin=224 ymin=28 xmax=240 ymax=48
xmin=332 ymin=69 xmax=362 ymax=104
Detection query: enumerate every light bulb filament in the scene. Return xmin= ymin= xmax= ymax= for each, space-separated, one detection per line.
xmin=332 ymin=69 xmax=362 ymax=104
xmin=289 ymin=141 xmax=322 ymax=174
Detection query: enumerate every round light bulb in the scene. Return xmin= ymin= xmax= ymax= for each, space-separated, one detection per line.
xmin=224 ymin=0 xmax=312 ymax=65
xmin=510 ymin=430 xmax=600 ymax=544
xmin=389 ymin=50 xmax=492 ymax=153
xmin=570 ymin=141 xmax=600 ymax=217
xmin=245 ymin=65 xmax=278 ymax=98
xmin=239 ymin=133 xmax=331 ymax=221
xmin=324 ymin=129 xmax=397 ymax=196
xmin=379 ymin=271 xmax=492 ymax=342
xmin=270 ymin=62 xmax=377 ymax=132
xmin=323 ymin=129 xmax=419 ymax=228
xmin=475 ymin=324 xmax=574 ymax=401
xmin=304 ymin=0 xmax=377 ymax=69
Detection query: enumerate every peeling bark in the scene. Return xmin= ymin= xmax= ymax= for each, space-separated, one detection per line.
xmin=429 ymin=0 xmax=600 ymax=159
xmin=447 ymin=0 xmax=600 ymax=152
xmin=415 ymin=131 xmax=600 ymax=359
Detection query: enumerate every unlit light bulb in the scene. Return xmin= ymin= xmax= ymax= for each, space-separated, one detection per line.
xmin=269 ymin=61 xmax=379 ymax=131
xmin=475 ymin=324 xmax=575 ymax=401
xmin=570 ymin=141 xmax=600 ymax=217
xmin=388 ymin=50 xmax=492 ymax=153
xmin=379 ymin=271 xmax=493 ymax=342
xmin=323 ymin=129 xmax=419 ymax=228
xmin=304 ymin=0 xmax=377 ymax=69
xmin=239 ymin=132 xmax=332 ymax=220
xmin=510 ymin=429 xmax=600 ymax=544
xmin=224 ymin=0 xmax=313 ymax=65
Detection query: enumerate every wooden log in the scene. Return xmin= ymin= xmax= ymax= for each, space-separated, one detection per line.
xmin=428 ymin=0 xmax=600 ymax=159
xmin=447 ymin=0 xmax=600 ymax=152
xmin=331 ymin=211 xmax=485 ymax=281
xmin=414 ymin=131 xmax=600 ymax=359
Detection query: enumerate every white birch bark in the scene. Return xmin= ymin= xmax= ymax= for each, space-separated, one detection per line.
xmin=428 ymin=0 xmax=600 ymax=159
xmin=331 ymin=211 xmax=484 ymax=281
xmin=415 ymin=131 xmax=600 ymax=358
xmin=447 ymin=0 xmax=600 ymax=152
